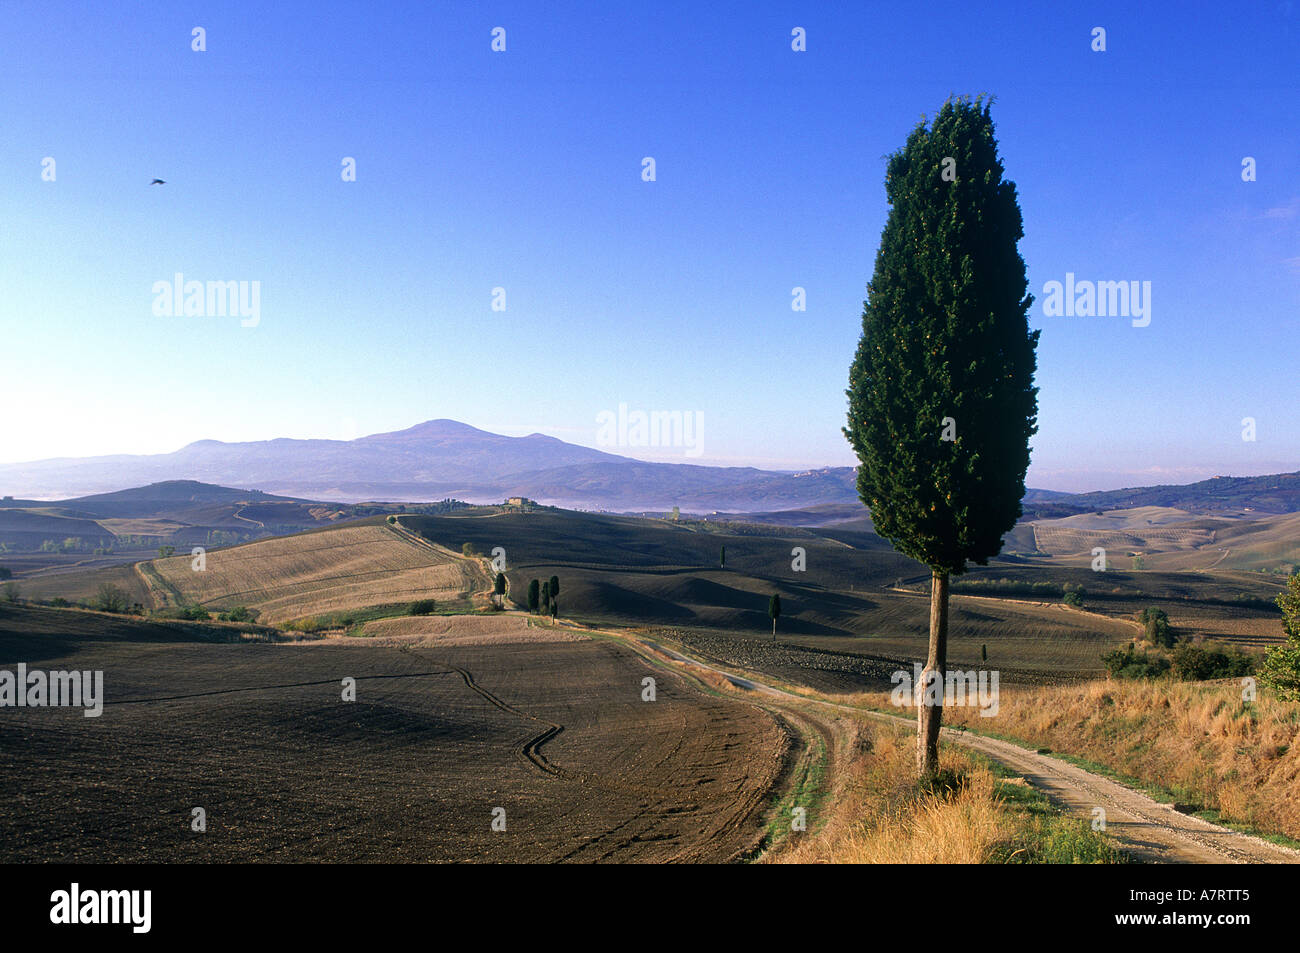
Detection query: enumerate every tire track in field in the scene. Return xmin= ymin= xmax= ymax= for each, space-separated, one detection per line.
xmin=399 ymin=644 xmax=565 ymax=779
xmin=107 ymin=671 xmax=459 ymax=705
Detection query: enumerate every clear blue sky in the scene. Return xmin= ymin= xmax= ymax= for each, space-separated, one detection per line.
xmin=2 ymin=1 xmax=1296 ymax=491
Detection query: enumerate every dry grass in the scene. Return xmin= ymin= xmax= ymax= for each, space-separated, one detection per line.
xmin=933 ymin=679 xmax=1300 ymax=840
xmin=775 ymin=725 xmax=1011 ymax=864
xmin=361 ymin=613 xmax=587 ymax=646
xmin=148 ymin=523 xmax=478 ymax=623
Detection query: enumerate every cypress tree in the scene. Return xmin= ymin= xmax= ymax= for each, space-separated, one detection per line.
xmin=844 ymin=96 xmax=1039 ymax=776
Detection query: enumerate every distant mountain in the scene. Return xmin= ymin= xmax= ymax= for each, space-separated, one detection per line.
xmin=0 ymin=420 xmax=857 ymax=512
xmin=1036 ymin=472 xmax=1300 ymax=516
xmin=3 ymin=420 xmax=1294 ymax=516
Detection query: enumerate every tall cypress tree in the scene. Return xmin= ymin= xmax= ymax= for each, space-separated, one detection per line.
xmin=844 ymin=96 xmax=1039 ymax=776
xmin=768 ymin=593 xmax=781 ymax=639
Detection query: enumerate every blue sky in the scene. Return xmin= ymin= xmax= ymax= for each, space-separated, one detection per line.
xmin=2 ymin=1 xmax=1296 ymax=491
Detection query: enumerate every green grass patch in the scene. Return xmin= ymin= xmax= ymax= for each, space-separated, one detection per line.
xmin=976 ymin=757 xmax=1131 ymax=864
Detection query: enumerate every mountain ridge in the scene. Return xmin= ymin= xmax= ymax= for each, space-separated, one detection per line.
xmin=2 ymin=420 xmax=1296 ymax=515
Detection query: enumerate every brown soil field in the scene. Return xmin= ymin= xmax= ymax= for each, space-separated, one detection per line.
xmin=0 ymin=604 xmax=787 ymax=862
xmin=776 ymin=589 xmax=1135 ymax=678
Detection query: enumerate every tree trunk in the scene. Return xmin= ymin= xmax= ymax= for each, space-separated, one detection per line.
xmin=916 ymin=570 xmax=949 ymax=776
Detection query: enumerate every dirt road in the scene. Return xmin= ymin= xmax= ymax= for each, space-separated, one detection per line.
xmin=641 ymin=637 xmax=1300 ymax=864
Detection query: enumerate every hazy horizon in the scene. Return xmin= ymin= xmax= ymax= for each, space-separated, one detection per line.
xmin=2 ymin=413 xmax=1295 ymax=497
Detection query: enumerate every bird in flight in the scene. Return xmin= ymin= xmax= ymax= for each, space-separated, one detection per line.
xmin=150 ymin=178 xmax=166 ymax=185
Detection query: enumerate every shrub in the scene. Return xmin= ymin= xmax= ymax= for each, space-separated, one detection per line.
xmin=1136 ymin=607 xmax=1174 ymax=647
xmin=1062 ymin=590 xmax=1083 ymax=608
xmin=283 ymin=617 xmax=325 ymax=633
xmin=1259 ymin=573 xmax=1300 ymax=700
xmin=91 ymin=583 xmax=130 ymax=613
xmin=409 ymin=598 xmax=437 ymax=616
xmin=220 ymin=606 xmax=255 ymax=622
xmin=1101 ymin=644 xmax=1170 ymax=679
xmin=1170 ymin=642 xmax=1255 ymax=680
xmin=461 ymin=542 xmax=479 ymax=557
xmin=2 ymin=581 xmax=19 ymax=603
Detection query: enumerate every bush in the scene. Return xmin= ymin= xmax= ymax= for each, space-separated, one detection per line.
xmin=91 ymin=583 xmax=130 ymax=613
xmin=461 ymin=542 xmax=479 ymax=557
xmin=1170 ymin=642 xmax=1255 ymax=681
xmin=50 ymin=597 xmax=68 ymax=608
xmin=409 ymin=599 xmax=437 ymax=616
xmin=151 ymin=604 xmax=212 ymax=621
xmin=1136 ymin=607 xmax=1174 ymax=647
xmin=1062 ymin=590 xmax=1084 ymax=608
xmin=1101 ymin=644 xmax=1170 ymax=679
xmin=219 ymin=606 xmax=255 ymax=622
xmin=2 ymin=581 xmax=19 ymax=603
xmin=283 ymin=617 xmax=325 ymax=633
xmin=1259 ymin=573 xmax=1300 ymax=700
xmin=0 ymin=566 xmax=11 ymax=580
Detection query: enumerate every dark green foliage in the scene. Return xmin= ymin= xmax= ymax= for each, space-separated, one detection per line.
xmin=844 ymin=96 xmax=1039 ymax=575
xmin=527 ymin=579 xmax=540 ymax=613
xmin=768 ymin=592 xmax=781 ymax=621
xmin=409 ymin=598 xmax=437 ymax=616
xmin=0 ymin=566 xmax=11 ymax=580
xmin=720 ymin=545 xmax=726 ymax=569
xmin=494 ymin=572 xmax=507 ymax=596
xmin=1137 ymin=607 xmax=1174 ymax=647
xmin=1259 ymin=573 xmax=1300 ymax=699
xmin=219 ymin=606 xmax=255 ymax=622
xmin=1101 ymin=644 xmax=1170 ymax=680
xmin=1169 ymin=642 xmax=1255 ymax=681
xmin=1062 ymin=589 xmax=1084 ymax=608
xmin=549 ymin=575 xmax=560 ymax=617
